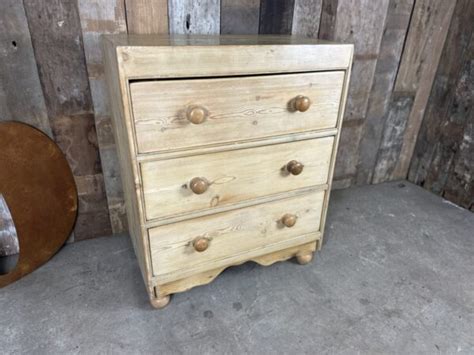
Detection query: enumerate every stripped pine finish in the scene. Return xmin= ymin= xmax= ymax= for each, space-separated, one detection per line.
xmin=103 ymin=34 xmax=353 ymax=307
xmin=141 ymin=137 xmax=334 ymax=220
xmin=0 ymin=0 xmax=468 ymax=242
xmin=149 ymin=191 xmax=325 ymax=283
xmin=130 ymin=71 xmax=344 ymax=153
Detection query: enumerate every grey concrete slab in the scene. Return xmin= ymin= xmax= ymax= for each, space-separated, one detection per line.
xmin=0 ymin=181 xmax=473 ymax=354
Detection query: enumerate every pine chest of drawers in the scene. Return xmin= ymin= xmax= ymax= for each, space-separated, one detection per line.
xmin=103 ymin=34 xmax=353 ymax=309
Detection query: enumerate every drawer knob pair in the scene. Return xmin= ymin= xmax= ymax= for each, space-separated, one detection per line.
xmin=186 ymin=105 xmax=207 ymax=124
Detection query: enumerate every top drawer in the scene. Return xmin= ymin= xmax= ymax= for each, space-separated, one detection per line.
xmin=130 ymin=71 xmax=344 ymax=154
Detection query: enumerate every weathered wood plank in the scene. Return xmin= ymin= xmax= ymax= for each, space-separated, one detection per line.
xmin=0 ymin=0 xmax=52 ymax=137
xmin=332 ymin=0 xmax=390 ymax=120
xmin=169 ymin=0 xmax=220 ymax=34
xmin=220 ymin=0 xmax=260 ymax=35
xmin=318 ymin=0 xmax=338 ymax=40
xmin=356 ymin=0 xmax=414 ymax=184
xmin=126 ymin=0 xmax=168 ymax=34
xmin=292 ymin=0 xmax=323 ymax=38
xmin=391 ymin=0 xmax=457 ymax=179
xmin=259 ymin=0 xmax=295 ymax=35
xmin=320 ymin=0 xmax=389 ymax=185
xmin=78 ymin=0 xmax=128 ymax=234
xmin=372 ymin=94 xmax=414 ymax=183
xmin=409 ymin=0 xmax=473 ymax=187
xmin=333 ymin=119 xmax=364 ymax=189
xmin=409 ymin=0 xmax=473 ymax=209
xmin=23 ymin=0 xmax=112 ymax=240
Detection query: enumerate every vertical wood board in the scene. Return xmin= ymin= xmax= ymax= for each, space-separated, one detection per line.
xmin=78 ymin=0 xmax=129 ymax=234
xmin=356 ymin=0 xmax=415 ymax=184
xmin=292 ymin=0 xmax=323 ymax=38
xmin=168 ymin=0 xmax=220 ymax=34
xmin=220 ymin=0 xmax=260 ymax=35
xmin=0 ymin=0 xmax=52 ymax=137
xmin=126 ymin=0 xmax=168 ymax=34
xmin=392 ymin=0 xmax=457 ymax=179
xmin=259 ymin=0 xmax=295 ymax=35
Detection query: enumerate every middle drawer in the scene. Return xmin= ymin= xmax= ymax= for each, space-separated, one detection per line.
xmin=141 ymin=136 xmax=334 ymax=220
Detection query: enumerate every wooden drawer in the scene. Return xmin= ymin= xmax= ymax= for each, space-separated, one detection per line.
xmin=141 ymin=136 xmax=334 ymax=220
xmin=149 ymin=191 xmax=325 ymax=282
xmin=130 ymin=72 xmax=344 ymax=154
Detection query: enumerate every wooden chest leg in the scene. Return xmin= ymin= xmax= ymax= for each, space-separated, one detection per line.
xmin=296 ymin=252 xmax=314 ymax=265
xmin=150 ymin=294 xmax=171 ymax=309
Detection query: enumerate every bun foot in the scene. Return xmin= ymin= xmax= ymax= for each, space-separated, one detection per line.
xmin=150 ymin=295 xmax=171 ymax=309
xmin=296 ymin=252 xmax=313 ymax=265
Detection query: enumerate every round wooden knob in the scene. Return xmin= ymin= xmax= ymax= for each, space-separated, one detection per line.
xmin=281 ymin=214 xmax=297 ymax=228
xmin=189 ymin=177 xmax=209 ymax=194
xmin=286 ymin=160 xmax=304 ymax=175
xmin=186 ymin=105 xmax=207 ymax=124
xmin=193 ymin=237 xmax=209 ymax=252
xmin=294 ymin=95 xmax=311 ymax=112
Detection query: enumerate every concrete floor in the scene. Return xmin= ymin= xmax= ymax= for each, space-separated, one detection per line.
xmin=1 ymin=181 xmax=473 ymax=354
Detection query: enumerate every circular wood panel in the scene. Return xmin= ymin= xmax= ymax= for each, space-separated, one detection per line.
xmin=0 ymin=122 xmax=77 ymax=287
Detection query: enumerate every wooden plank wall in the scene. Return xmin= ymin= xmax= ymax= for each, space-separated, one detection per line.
xmin=0 ymin=0 xmax=469 ymax=241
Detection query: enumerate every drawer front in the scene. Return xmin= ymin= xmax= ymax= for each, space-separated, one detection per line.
xmin=130 ymin=72 xmax=344 ymax=154
xmin=149 ymin=191 xmax=324 ymax=280
xmin=141 ymin=136 xmax=334 ymax=220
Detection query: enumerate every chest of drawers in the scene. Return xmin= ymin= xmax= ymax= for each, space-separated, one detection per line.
xmin=103 ymin=35 xmax=353 ymax=309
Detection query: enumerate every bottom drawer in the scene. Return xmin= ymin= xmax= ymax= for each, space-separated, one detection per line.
xmin=149 ymin=190 xmax=325 ymax=282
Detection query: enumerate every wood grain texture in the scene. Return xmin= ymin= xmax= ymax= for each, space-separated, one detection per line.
xmin=322 ymin=0 xmax=389 ymax=186
xmin=110 ymin=36 xmax=353 ymax=79
xmin=409 ymin=0 xmax=473 ymax=209
xmin=78 ymin=0 xmax=128 ymax=234
xmin=149 ymin=191 xmax=324 ymax=283
xmin=0 ymin=0 xmax=52 ymax=137
xmin=292 ymin=0 xmax=323 ymax=38
xmin=372 ymin=94 xmax=414 ymax=183
xmin=259 ymin=0 xmax=295 ymax=35
xmin=126 ymin=0 xmax=168 ymax=34
xmin=141 ymin=137 xmax=334 ymax=220
xmin=356 ymin=0 xmax=415 ymax=184
xmin=332 ymin=0 xmax=390 ymax=120
xmin=130 ymin=71 xmax=344 ymax=153
xmin=23 ymin=0 xmax=111 ymax=240
xmin=220 ymin=0 xmax=260 ymax=35
xmin=391 ymin=0 xmax=457 ymax=179
xmin=168 ymin=0 xmax=220 ymax=34
xmin=156 ymin=241 xmax=317 ymax=297
xmin=103 ymin=37 xmax=155 ymax=292
xmin=318 ymin=0 xmax=338 ymax=40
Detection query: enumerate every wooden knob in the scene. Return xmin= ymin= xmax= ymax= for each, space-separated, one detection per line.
xmin=281 ymin=214 xmax=297 ymax=228
xmin=186 ymin=105 xmax=207 ymax=124
xmin=286 ymin=160 xmax=304 ymax=175
xmin=193 ymin=237 xmax=209 ymax=252
xmin=294 ymin=95 xmax=311 ymax=112
xmin=189 ymin=177 xmax=209 ymax=194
